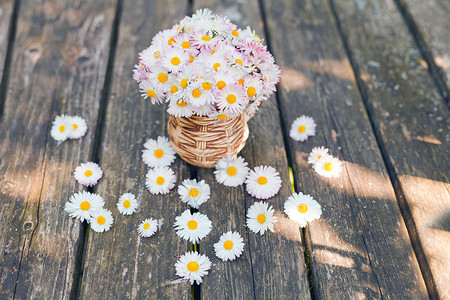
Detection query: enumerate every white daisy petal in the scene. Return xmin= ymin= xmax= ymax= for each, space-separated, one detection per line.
xmin=289 ymin=115 xmax=316 ymax=142
xmin=246 ymin=201 xmax=278 ymax=235
xmin=214 ymin=231 xmax=245 ymax=261
xmin=307 ymin=147 xmax=329 ymax=165
xmin=174 ymin=209 xmax=212 ymax=244
xmin=117 ymin=193 xmax=138 ymax=215
xmin=178 ymin=179 xmax=210 ymax=209
xmin=142 ymin=136 xmax=177 ymax=167
xmin=284 ymin=192 xmax=322 ymax=228
xmin=64 ymin=191 xmax=105 ymax=223
xmin=137 ymin=218 xmax=159 ymax=237
xmin=245 ymin=165 xmax=282 ymax=199
xmin=214 ymin=156 xmax=249 ymax=187
xmin=50 ymin=114 xmax=73 ymax=142
xmin=74 ymin=162 xmax=103 ymax=187
xmin=89 ymin=208 xmax=113 ymax=232
xmin=314 ymin=155 xmax=343 ymax=178
xmin=175 ymin=251 xmax=212 ymax=285
xmin=67 ymin=115 xmax=88 ymax=139
xmin=145 ymin=166 xmax=176 ymax=195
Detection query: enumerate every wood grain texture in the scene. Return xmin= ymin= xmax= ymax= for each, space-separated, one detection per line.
xmin=196 ymin=1 xmax=311 ymax=299
xmin=78 ymin=1 xmax=191 ymax=299
xmin=397 ymin=0 xmax=450 ymax=100
xmin=262 ymin=0 xmax=429 ymax=298
xmin=0 ymin=0 xmax=117 ymax=298
xmin=331 ymin=0 xmax=450 ymax=298
xmin=0 ymin=0 xmax=14 ymax=80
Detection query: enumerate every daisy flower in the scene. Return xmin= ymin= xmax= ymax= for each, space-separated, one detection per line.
xmin=245 ymin=165 xmax=282 ymax=199
xmin=178 ymin=179 xmax=210 ymax=209
xmin=175 ymin=251 xmax=212 ymax=285
xmin=307 ymin=146 xmax=329 ymax=165
xmin=145 ymin=166 xmax=176 ymax=195
xmin=50 ymin=114 xmax=73 ymax=142
xmin=64 ymin=191 xmax=105 ymax=222
xmin=185 ymin=82 xmax=214 ymax=107
xmin=215 ymin=84 xmax=248 ymax=114
xmin=137 ymin=218 xmax=159 ymax=237
xmin=74 ymin=162 xmax=103 ymax=187
xmin=214 ymin=231 xmax=245 ymax=261
xmin=246 ymin=201 xmax=278 ymax=235
xmin=139 ymin=79 xmax=166 ymax=104
xmin=214 ymin=156 xmax=249 ymax=187
xmin=67 ymin=115 xmax=88 ymax=139
xmin=167 ymin=98 xmax=194 ymax=118
xmin=162 ymin=48 xmax=189 ymax=73
xmin=284 ymin=192 xmax=322 ymax=228
xmin=314 ymin=155 xmax=343 ymax=178
xmin=89 ymin=208 xmax=113 ymax=232
xmin=142 ymin=136 xmax=176 ymax=167
xmin=174 ymin=209 xmax=212 ymax=244
xmin=289 ymin=115 xmax=316 ymax=142
xmin=117 ymin=193 xmax=138 ymax=215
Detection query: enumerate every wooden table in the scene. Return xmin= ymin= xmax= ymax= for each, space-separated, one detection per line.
xmin=1 ymin=0 xmax=448 ymax=299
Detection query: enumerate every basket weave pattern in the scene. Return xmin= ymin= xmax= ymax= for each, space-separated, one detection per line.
xmin=168 ymin=114 xmax=249 ymax=168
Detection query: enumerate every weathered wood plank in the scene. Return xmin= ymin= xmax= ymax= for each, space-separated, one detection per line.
xmin=78 ymin=1 xmax=191 ymax=299
xmin=262 ymin=0 xmax=429 ymax=298
xmin=331 ymin=0 xmax=450 ymax=298
xmin=397 ymin=0 xmax=450 ymax=101
xmin=196 ymin=1 xmax=311 ymax=299
xmin=0 ymin=0 xmax=15 ymax=81
xmin=0 ymin=0 xmax=118 ymax=299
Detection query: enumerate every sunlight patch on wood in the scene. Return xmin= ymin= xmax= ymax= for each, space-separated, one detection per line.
xmin=279 ymin=67 xmax=312 ymax=92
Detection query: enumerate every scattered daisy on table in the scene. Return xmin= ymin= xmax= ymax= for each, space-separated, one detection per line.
xmin=307 ymin=146 xmax=329 ymax=165
xmin=214 ymin=231 xmax=245 ymax=261
xmin=89 ymin=208 xmax=114 ymax=233
xmin=74 ymin=162 xmax=103 ymax=187
xmin=289 ymin=115 xmax=316 ymax=142
xmin=137 ymin=218 xmax=159 ymax=238
xmin=175 ymin=251 xmax=212 ymax=285
xmin=117 ymin=193 xmax=138 ymax=215
xmin=245 ymin=165 xmax=282 ymax=199
xmin=174 ymin=209 xmax=212 ymax=244
xmin=178 ymin=179 xmax=210 ymax=209
xmin=50 ymin=114 xmax=73 ymax=142
xmin=64 ymin=191 xmax=105 ymax=223
xmin=214 ymin=155 xmax=249 ymax=187
xmin=314 ymin=155 xmax=343 ymax=178
xmin=246 ymin=201 xmax=278 ymax=235
xmin=142 ymin=136 xmax=176 ymax=168
xmin=145 ymin=166 xmax=176 ymax=194
xmin=284 ymin=192 xmax=322 ymax=228
xmin=67 ymin=115 xmax=88 ymax=139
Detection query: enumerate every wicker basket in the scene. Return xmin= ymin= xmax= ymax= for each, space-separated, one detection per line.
xmin=168 ymin=114 xmax=249 ymax=168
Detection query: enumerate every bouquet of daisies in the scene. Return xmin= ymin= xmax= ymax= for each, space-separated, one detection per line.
xmin=133 ymin=8 xmax=280 ymax=120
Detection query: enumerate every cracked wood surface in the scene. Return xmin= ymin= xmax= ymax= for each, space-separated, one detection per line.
xmin=0 ymin=0 xmax=14 ymax=81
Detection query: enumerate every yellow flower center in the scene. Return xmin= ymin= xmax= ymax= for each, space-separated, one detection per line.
xmin=213 ymin=63 xmax=221 ymax=71
xmin=232 ymin=30 xmax=239 ymax=37
xmin=180 ymin=78 xmax=188 ymax=88
xmin=223 ymin=240 xmax=234 ymax=250
xmin=317 ymin=155 xmax=322 ymax=159
xmin=182 ymin=41 xmax=191 ymax=49
xmin=154 ymin=51 xmax=161 ymax=59
xmin=187 ymin=261 xmax=200 ymax=272
xmin=156 ymin=176 xmax=165 ymax=185
xmin=147 ymin=89 xmax=156 ymax=98
xmin=227 ymin=166 xmax=237 ymax=176
xmin=192 ymin=89 xmax=201 ymax=98
xmin=158 ymin=73 xmax=168 ymax=83
xmin=238 ymin=79 xmax=244 ymax=85
xmin=187 ymin=220 xmax=198 ymax=230
xmin=298 ymin=125 xmax=306 ymax=133
xmin=170 ymin=85 xmax=178 ymax=94
xmin=189 ymin=188 xmax=200 ymax=197
xmin=143 ymin=223 xmax=150 ymax=230
xmin=257 ymin=214 xmax=266 ymax=224
xmin=247 ymin=87 xmax=256 ymax=97
xmin=254 ymin=34 xmax=260 ymax=39
xmin=59 ymin=125 xmax=65 ymax=132
xmin=324 ymin=163 xmax=333 ymax=171
xmin=226 ymin=94 xmax=237 ymax=104
xmin=217 ymin=114 xmax=227 ymax=120
xmin=257 ymin=176 xmax=268 ymax=185
xmin=85 ymin=170 xmax=93 ymax=177
xmin=201 ymin=35 xmax=211 ymax=41
xmin=168 ymin=37 xmax=176 ymax=45
xmin=171 ymin=57 xmax=181 ymax=65
xmin=177 ymin=100 xmax=187 ymax=107
xmin=154 ymin=149 xmax=164 ymax=158
xmin=202 ymin=82 xmax=211 ymax=90
xmin=189 ymin=55 xmax=195 ymax=63
xmin=235 ymin=58 xmax=243 ymax=65
xmin=123 ymin=200 xmax=131 ymax=208
xmin=216 ymin=80 xmax=226 ymax=90
xmin=211 ymin=50 xmax=218 ymax=55
xmin=97 ymin=216 xmax=105 ymax=225
xmin=72 ymin=123 xmax=78 ymax=130
xmin=298 ymin=204 xmax=308 ymax=213
xmin=80 ymin=201 xmax=90 ymax=211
